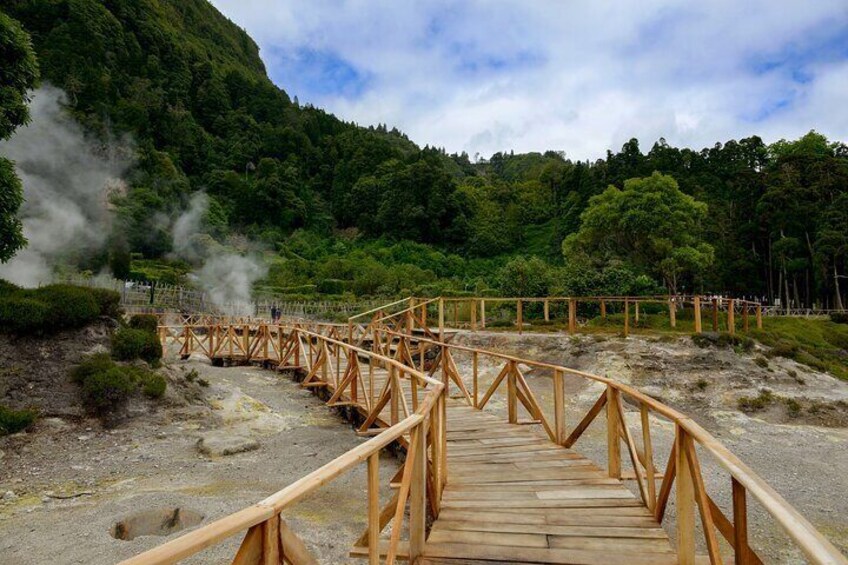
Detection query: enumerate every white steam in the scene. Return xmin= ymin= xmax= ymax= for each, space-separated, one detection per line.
xmin=171 ymin=192 xmax=267 ymax=315
xmin=0 ymin=87 xmax=131 ymax=286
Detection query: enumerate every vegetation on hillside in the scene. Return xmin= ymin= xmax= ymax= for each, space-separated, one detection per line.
xmin=0 ymin=2 xmax=846 ymax=310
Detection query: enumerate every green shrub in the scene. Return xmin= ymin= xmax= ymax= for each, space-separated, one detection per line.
xmin=128 ymin=314 xmax=159 ymax=334
xmin=81 ymin=366 xmax=135 ymax=412
xmin=0 ymin=405 xmax=37 ymax=435
xmin=197 ymin=378 xmax=209 ymax=387
xmin=0 ymin=297 xmax=49 ymax=334
xmin=31 ymin=285 xmax=100 ymax=330
xmin=754 ymin=356 xmax=769 ymax=368
xmin=112 ymin=328 xmax=162 ymax=364
xmin=73 ymin=355 xmax=167 ymax=413
xmin=71 ymin=353 xmax=116 ymax=384
xmin=317 ymin=278 xmax=347 ymax=294
xmin=185 ymin=369 xmax=199 ymax=382
xmin=738 ymin=390 xmax=774 ymax=412
xmin=140 ymin=372 xmax=166 ymax=398
xmin=830 ymin=312 xmax=848 ymax=324
xmin=90 ymin=288 xmax=122 ymax=318
xmin=0 ymin=279 xmax=21 ymax=294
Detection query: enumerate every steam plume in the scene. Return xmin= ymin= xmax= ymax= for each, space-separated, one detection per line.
xmin=0 ymin=87 xmax=131 ymax=286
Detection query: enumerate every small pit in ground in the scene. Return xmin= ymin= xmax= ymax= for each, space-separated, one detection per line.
xmin=111 ymin=507 xmax=203 ymax=541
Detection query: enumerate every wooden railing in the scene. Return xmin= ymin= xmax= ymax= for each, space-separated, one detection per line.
xmin=371 ymin=324 xmax=846 ymax=565
xmin=127 ymin=324 xmax=446 ymax=565
xmin=130 ymin=318 xmax=846 ymax=564
xmin=359 ymin=295 xmax=766 ymax=337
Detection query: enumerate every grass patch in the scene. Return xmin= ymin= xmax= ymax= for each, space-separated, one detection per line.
xmin=751 ymin=318 xmax=848 ymax=380
xmin=0 ymin=405 xmax=37 ymax=435
xmin=738 ymin=389 xmax=775 ymax=412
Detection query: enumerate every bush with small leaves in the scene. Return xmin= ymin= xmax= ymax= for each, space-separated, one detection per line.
xmin=830 ymin=312 xmax=848 ymax=324
xmin=0 ymin=405 xmax=37 ymax=435
xmin=0 ymin=297 xmax=49 ymax=335
xmin=90 ymin=288 xmax=122 ymax=318
xmin=81 ymin=366 xmax=135 ymax=413
xmin=112 ymin=327 xmax=162 ymax=364
xmin=128 ymin=314 xmax=159 ymax=334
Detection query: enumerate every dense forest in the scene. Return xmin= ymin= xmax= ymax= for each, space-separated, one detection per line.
xmin=1 ymin=0 xmax=847 ymax=309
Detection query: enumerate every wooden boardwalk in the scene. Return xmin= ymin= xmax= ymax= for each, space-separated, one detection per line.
xmin=138 ymin=321 xmax=848 ymax=565
xmin=422 ymin=403 xmax=675 ymax=565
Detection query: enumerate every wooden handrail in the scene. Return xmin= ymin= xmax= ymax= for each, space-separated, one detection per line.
xmin=373 ymin=324 xmax=846 ymax=564
xmin=128 ymin=324 xmax=446 ymax=565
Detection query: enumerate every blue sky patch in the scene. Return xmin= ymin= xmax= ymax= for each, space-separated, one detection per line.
xmin=267 ymin=47 xmax=371 ymax=100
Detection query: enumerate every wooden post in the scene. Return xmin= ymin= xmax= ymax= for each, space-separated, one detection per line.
xmin=472 ymin=351 xmax=479 ymax=408
xmin=367 ymin=453 xmax=380 ymax=565
xmin=544 ymin=299 xmax=550 ymax=322
xmin=606 ymin=386 xmax=621 ymax=478
xmin=676 ymin=427 xmax=696 ymax=565
xmin=756 ymin=304 xmax=762 ymax=330
xmin=732 ymin=477 xmax=750 ymax=565
xmin=640 ymin=405 xmax=656 ymax=512
xmin=743 ymin=302 xmax=749 ymax=332
xmin=453 ymin=301 xmax=458 ymax=328
xmin=694 ymin=296 xmax=702 ymax=334
xmin=408 ymin=425 xmax=426 ymax=561
xmin=517 ymin=300 xmax=523 ymax=335
xmin=408 ymin=297 xmax=416 ymax=333
xmin=635 ymin=301 xmax=640 ymax=324
xmin=263 ymin=514 xmax=280 ymax=564
xmin=480 ymin=299 xmax=486 ymax=329
xmin=623 ymin=299 xmax=630 ymax=337
xmin=669 ymin=298 xmax=677 ymax=328
xmin=554 ymin=369 xmax=565 ymax=445
xmin=568 ymin=299 xmax=577 ymax=334
xmin=438 ymin=298 xmax=444 ymax=342
xmin=507 ymin=362 xmax=518 ymax=423
xmin=471 ymin=299 xmax=478 ymax=331
xmin=712 ymin=298 xmax=719 ymax=332
xmin=728 ymin=298 xmax=735 ymax=335
xmin=600 ymin=300 xmax=607 ymax=319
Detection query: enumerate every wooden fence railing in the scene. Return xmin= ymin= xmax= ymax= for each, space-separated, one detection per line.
xmin=127 ymin=318 xmax=846 ymax=564
xmin=355 ymin=295 xmax=766 ymax=338
xmin=370 ymin=324 xmax=846 ymax=565
xmin=128 ymin=325 xmax=446 ymax=565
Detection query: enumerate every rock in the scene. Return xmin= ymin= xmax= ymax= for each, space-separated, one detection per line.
xmin=2 ymin=491 xmax=17 ymax=502
xmin=41 ymin=418 xmax=71 ymax=432
xmin=196 ymin=432 xmax=259 ymax=457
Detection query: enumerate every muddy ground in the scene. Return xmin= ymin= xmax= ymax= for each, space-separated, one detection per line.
xmin=0 ymin=360 xmax=399 ymax=564
xmin=449 ymin=331 xmax=848 ymax=563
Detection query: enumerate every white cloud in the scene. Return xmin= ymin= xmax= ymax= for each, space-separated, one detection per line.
xmin=210 ymin=0 xmax=848 ymax=159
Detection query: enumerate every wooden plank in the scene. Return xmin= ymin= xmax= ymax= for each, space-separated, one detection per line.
xmin=422 ymin=542 xmax=679 ymax=565
xmin=432 ymin=520 xmax=668 ymax=538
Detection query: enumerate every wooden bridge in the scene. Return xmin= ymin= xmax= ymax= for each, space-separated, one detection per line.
xmin=124 ymin=298 xmax=846 ymax=565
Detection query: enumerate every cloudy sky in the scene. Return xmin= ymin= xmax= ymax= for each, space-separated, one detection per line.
xmin=210 ymin=0 xmax=848 ymax=160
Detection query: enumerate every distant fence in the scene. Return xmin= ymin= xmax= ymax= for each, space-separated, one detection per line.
xmin=57 ymin=275 xmax=383 ymax=319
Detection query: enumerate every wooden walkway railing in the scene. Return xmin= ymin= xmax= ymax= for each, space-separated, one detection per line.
xmin=122 ymin=317 xmax=846 ymax=565
xmin=354 ymin=296 xmax=766 ymax=339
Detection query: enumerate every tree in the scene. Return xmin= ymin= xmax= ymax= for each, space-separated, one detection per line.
xmin=563 ymin=172 xmax=713 ymax=293
xmin=0 ymin=12 xmax=39 ymax=263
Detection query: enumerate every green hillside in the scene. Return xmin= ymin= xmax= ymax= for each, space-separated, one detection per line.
xmin=1 ymin=1 xmax=847 ymax=308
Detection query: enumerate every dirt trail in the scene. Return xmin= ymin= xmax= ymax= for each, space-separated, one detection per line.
xmin=0 ymin=359 xmax=398 ymax=564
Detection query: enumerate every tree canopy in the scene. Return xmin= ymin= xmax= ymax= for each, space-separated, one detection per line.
xmin=0 ymin=11 xmax=39 ymax=263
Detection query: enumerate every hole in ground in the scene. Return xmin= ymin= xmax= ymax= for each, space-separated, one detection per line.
xmin=111 ymin=507 xmax=204 ymax=541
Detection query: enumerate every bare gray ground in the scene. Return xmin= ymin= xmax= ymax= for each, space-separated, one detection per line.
xmin=449 ymin=331 xmax=848 ymax=564
xmin=0 ymin=359 xmax=398 ymax=564
xmin=1 ymin=331 xmax=846 ymax=564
